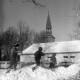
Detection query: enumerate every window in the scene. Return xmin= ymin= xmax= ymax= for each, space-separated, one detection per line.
xmin=64 ymin=56 xmax=68 ymax=58
xmin=70 ymin=56 xmax=75 ymax=58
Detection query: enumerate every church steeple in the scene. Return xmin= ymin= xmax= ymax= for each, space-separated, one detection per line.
xmin=46 ymin=10 xmax=52 ymax=36
xmin=46 ymin=10 xmax=52 ymax=28
xmin=45 ymin=10 xmax=55 ymax=42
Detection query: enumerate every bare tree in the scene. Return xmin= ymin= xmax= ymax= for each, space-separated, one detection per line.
xmin=34 ymin=30 xmax=46 ymax=43
xmin=0 ymin=33 xmax=3 ymax=60
xmin=17 ymin=20 xmax=25 ymax=50
xmin=9 ymin=0 xmax=46 ymax=7
xmin=17 ymin=20 xmax=36 ymax=50
xmin=2 ymin=27 xmax=18 ymax=60
xmin=28 ymin=29 xmax=35 ymax=45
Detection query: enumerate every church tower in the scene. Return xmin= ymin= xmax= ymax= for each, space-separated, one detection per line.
xmin=45 ymin=10 xmax=55 ymax=42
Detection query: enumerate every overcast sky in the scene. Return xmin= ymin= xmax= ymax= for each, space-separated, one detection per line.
xmin=2 ymin=0 xmax=80 ymax=41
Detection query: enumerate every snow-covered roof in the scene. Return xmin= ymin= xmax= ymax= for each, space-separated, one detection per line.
xmin=22 ymin=40 xmax=80 ymax=54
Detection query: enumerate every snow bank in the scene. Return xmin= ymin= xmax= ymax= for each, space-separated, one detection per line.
xmin=0 ymin=63 xmax=80 ymax=80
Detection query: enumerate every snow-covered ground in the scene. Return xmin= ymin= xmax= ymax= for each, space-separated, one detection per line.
xmin=0 ymin=62 xmax=80 ymax=80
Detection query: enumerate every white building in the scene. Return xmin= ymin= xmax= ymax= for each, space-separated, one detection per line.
xmin=20 ymin=40 xmax=80 ymax=66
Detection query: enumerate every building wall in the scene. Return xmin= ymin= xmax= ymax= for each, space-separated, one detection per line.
xmin=20 ymin=54 xmax=52 ymax=64
xmin=20 ymin=55 xmax=35 ymax=63
xmin=20 ymin=54 xmax=63 ymax=65
xmin=56 ymin=53 xmax=80 ymax=65
xmin=20 ymin=52 xmax=80 ymax=65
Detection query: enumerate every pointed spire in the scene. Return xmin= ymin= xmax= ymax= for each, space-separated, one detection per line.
xmin=46 ymin=10 xmax=51 ymax=28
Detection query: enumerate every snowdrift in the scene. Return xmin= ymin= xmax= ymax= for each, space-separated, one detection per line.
xmin=0 ymin=63 xmax=80 ymax=80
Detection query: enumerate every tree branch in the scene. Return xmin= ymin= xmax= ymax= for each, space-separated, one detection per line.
xmin=9 ymin=0 xmax=46 ymax=8
xmin=31 ymin=0 xmax=46 ymax=7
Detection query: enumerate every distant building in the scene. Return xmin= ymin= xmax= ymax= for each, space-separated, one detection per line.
xmin=45 ymin=11 xmax=55 ymax=42
xmin=21 ymin=40 xmax=80 ymax=66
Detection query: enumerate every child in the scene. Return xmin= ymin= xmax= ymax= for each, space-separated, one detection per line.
xmin=32 ymin=47 xmax=45 ymax=71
